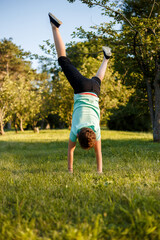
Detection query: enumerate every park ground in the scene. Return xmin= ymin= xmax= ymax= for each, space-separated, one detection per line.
xmin=0 ymin=129 xmax=160 ymax=240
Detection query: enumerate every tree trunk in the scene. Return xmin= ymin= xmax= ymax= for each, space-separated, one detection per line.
xmin=0 ymin=109 xmax=5 ymax=135
xmin=144 ymin=76 xmax=155 ymax=129
xmin=20 ymin=118 xmax=24 ymax=132
xmin=153 ymin=60 xmax=160 ymax=142
xmin=0 ymin=120 xmax=4 ymax=135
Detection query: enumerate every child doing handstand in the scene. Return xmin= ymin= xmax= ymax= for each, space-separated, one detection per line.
xmin=49 ymin=13 xmax=111 ymax=173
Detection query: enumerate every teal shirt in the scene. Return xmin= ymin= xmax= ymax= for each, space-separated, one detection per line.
xmin=70 ymin=93 xmax=101 ymax=142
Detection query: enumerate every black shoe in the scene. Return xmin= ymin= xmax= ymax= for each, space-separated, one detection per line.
xmin=48 ymin=12 xmax=62 ymax=28
xmin=102 ymin=46 xmax=112 ymax=59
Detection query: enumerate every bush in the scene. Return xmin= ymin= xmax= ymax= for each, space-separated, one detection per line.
xmin=108 ymin=103 xmax=152 ymax=132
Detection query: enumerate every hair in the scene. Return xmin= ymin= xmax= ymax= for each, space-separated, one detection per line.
xmin=78 ymin=127 xmax=96 ymax=150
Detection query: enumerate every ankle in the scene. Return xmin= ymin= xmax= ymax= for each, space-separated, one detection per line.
xmin=103 ymin=57 xmax=109 ymax=62
xmin=51 ymin=23 xmax=58 ymax=30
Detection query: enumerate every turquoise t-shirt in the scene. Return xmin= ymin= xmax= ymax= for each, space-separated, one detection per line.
xmin=70 ymin=93 xmax=101 ymax=142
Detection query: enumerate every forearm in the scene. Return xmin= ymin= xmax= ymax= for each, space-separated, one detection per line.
xmin=67 ymin=139 xmax=76 ymax=173
xmin=68 ymin=151 xmax=74 ymax=173
xmin=94 ymin=139 xmax=103 ymax=173
xmin=96 ymin=151 xmax=102 ymax=173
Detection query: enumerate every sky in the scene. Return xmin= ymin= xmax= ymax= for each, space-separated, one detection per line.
xmin=0 ymin=0 xmax=110 ymax=68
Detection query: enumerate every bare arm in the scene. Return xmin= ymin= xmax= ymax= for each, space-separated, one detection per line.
xmin=67 ymin=138 xmax=76 ymax=173
xmin=94 ymin=139 xmax=102 ymax=173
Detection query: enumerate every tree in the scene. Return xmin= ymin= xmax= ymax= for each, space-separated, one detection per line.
xmin=12 ymin=73 xmax=42 ymax=131
xmin=0 ymin=38 xmax=30 ymax=134
xmin=67 ymin=0 xmax=160 ymax=141
xmin=0 ymin=39 xmax=45 ymax=133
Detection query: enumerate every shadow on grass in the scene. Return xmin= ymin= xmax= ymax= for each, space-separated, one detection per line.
xmin=0 ymin=137 xmax=159 ymax=156
xmin=0 ymin=136 xmax=159 ymax=167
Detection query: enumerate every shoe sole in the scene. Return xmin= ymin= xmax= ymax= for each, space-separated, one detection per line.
xmin=48 ymin=12 xmax=62 ymax=28
xmin=102 ymin=46 xmax=112 ymax=59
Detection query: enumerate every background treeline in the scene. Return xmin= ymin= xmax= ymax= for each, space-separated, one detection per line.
xmin=1 ymin=0 xmax=159 ymax=139
xmin=0 ymin=38 xmax=133 ymax=134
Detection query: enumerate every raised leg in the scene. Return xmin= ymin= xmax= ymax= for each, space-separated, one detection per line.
xmin=51 ymin=24 xmax=66 ymax=58
xmin=95 ymin=57 xmax=109 ymax=81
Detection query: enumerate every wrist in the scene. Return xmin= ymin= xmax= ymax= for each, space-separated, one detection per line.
xmin=68 ymin=168 xmax=73 ymax=173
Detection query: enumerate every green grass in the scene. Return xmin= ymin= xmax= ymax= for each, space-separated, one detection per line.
xmin=0 ymin=129 xmax=160 ymax=240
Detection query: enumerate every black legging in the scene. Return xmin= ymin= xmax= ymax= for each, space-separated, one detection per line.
xmin=58 ymin=56 xmax=101 ymax=96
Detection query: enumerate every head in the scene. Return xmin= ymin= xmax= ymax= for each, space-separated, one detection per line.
xmin=78 ymin=127 xmax=96 ymax=150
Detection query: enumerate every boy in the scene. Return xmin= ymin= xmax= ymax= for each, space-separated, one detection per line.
xmin=49 ymin=12 xmax=111 ymax=173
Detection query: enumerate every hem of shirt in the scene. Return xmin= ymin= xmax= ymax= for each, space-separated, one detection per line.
xmin=75 ymin=92 xmax=98 ymax=97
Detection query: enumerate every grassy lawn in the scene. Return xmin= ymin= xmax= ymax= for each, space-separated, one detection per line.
xmin=0 ymin=129 xmax=159 ymax=240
